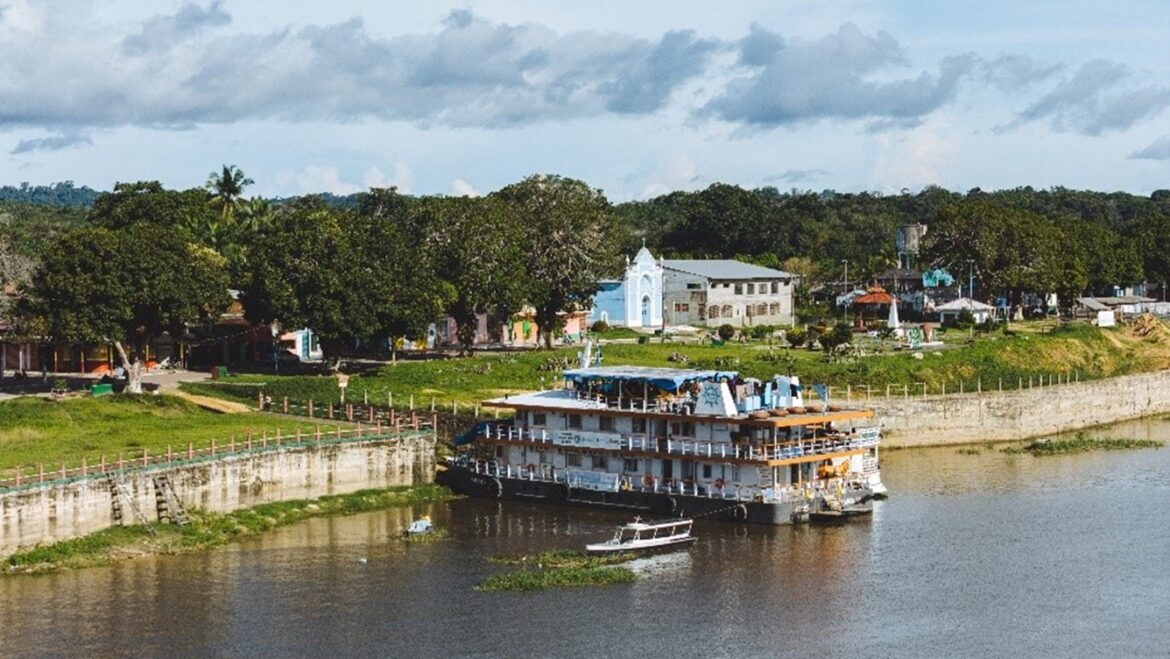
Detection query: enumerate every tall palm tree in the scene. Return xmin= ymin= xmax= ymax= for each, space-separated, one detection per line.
xmin=206 ymin=164 xmax=254 ymax=224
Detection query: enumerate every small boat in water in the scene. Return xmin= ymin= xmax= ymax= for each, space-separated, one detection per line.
xmin=586 ymin=517 xmax=695 ymax=555
xmin=406 ymin=515 xmax=433 ymax=535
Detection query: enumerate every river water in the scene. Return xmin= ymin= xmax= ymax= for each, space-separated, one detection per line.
xmin=3 ymin=418 xmax=1170 ymax=658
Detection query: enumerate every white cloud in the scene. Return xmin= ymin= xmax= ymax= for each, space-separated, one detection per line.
xmin=449 ymin=179 xmax=477 ymax=196
xmin=294 ymin=165 xmax=360 ymax=195
xmin=363 ymin=163 xmax=414 ymax=193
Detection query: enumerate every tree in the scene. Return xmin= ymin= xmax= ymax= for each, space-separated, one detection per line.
xmin=26 ymin=224 xmax=230 ymax=392
xmin=205 ymin=165 xmax=254 ymax=224
xmin=494 ymin=175 xmax=616 ymax=348
xmin=412 ymin=195 xmax=526 ymax=354
xmin=88 ymin=181 xmax=213 ymax=233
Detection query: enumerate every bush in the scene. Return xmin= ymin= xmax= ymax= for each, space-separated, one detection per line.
xmin=820 ymin=322 xmax=853 ymax=352
xmin=786 ymin=327 xmax=807 ymax=347
xmin=951 ymin=308 xmax=976 ymax=329
xmin=748 ymin=324 xmax=775 ymax=340
xmin=637 ymin=335 xmax=650 ymax=344
xmin=590 ymin=320 xmax=609 ymax=333
xmin=717 ymin=324 xmax=736 ymax=341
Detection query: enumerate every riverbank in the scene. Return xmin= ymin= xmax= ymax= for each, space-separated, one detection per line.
xmin=4 ymin=483 xmax=455 ymax=575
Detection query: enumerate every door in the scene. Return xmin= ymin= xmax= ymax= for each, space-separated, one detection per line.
xmin=662 ymin=458 xmax=674 ymax=482
xmin=641 ymin=296 xmax=651 ymax=327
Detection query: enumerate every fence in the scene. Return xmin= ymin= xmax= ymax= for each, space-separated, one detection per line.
xmin=836 ymin=371 xmax=1083 ymax=403
xmin=0 ymin=421 xmax=433 ymax=494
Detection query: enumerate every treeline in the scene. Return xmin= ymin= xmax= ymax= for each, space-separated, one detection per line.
xmin=11 ymin=172 xmax=617 ymax=390
xmin=0 ymin=182 xmax=101 ymax=207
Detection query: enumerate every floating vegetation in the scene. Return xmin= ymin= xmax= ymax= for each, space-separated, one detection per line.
xmin=1001 ymin=432 xmax=1164 ymax=456
xmin=955 ymin=448 xmax=982 ymax=455
xmin=403 ymin=528 xmax=450 ymax=544
xmin=475 ymin=566 xmax=635 ymax=592
xmin=477 ymin=549 xmax=637 ymax=591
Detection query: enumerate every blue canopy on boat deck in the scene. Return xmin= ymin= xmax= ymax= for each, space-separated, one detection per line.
xmin=563 ymin=366 xmax=739 ymax=394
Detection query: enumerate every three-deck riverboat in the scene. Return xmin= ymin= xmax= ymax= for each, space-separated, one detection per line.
xmin=437 ymin=365 xmax=884 ymax=525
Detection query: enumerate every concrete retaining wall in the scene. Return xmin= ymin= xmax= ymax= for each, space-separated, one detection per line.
xmin=866 ymin=370 xmax=1170 ymax=447
xmin=0 ymin=435 xmax=435 ymax=558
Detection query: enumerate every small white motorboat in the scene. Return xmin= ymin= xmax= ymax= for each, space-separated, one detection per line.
xmin=406 ymin=515 xmax=433 ymax=535
xmin=585 ymin=517 xmax=695 ymax=555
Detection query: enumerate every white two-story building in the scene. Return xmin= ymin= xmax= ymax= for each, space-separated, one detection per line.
xmin=662 ymin=260 xmax=795 ymax=328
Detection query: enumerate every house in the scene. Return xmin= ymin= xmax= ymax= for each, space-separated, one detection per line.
xmin=661 ymin=260 xmax=795 ymax=327
xmin=586 ymin=246 xmax=663 ymax=329
xmin=936 ymin=298 xmax=996 ymax=325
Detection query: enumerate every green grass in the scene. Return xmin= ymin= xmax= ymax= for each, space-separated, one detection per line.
xmin=5 ymin=484 xmax=454 ymax=574
xmin=0 ymin=394 xmax=352 ymax=474
xmin=489 ymin=548 xmax=635 ymax=568
xmin=185 ymin=320 xmax=1170 ymax=410
xmin=1001 ymin=432 xmax=1164 ymax=456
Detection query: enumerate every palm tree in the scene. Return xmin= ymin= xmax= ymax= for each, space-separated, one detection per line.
xmin=205 ymin=165 xmax=254 ymax=224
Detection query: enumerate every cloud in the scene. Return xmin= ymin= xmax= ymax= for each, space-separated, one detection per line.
xmin=363 ymin=163 xmax=414 ymax=194
xmin=10 ymin=132 xmax=92 ymax=154
xmin=764 ymin=169 xmax=829 ymax=183
xmin=1129 ymin=136 xmax=1170 ymax=160
xmin=1003 ymin=60 xmax=1170 ymax=135
xmin=295 ymin=166 xmax=361 ymax=195
xmin=449 ymin=179 xmax=478 ymax=197
xmin=981 ymin=55 xmax=1062 ymax=92
xmin=702 ymin=24 xmax=975 ymax=129
xmin=0 ymin=8 xmax=718 ymax=132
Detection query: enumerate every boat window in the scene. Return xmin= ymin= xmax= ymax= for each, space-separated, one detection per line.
xmin=592 ymin=454 xmax=608 ymax=470
xmin=568 ymin=414 xmax=582 ymax=429
xmin=567 ymin=453 xmax=581 ymax=467
xmin=702 ymin=464 xmax=712 ymax=479
xmin=532 ymin=413 xmax=546 ymax=426
xmin=623 ymin=458 xmax=639 ymax=472
xmin=632 ymin=418 xmax=647 ymax=433
xmin=599 ymin=416 xmax=614 ymax=431
xmin=539 ymin=451 xmax=553 ymax=465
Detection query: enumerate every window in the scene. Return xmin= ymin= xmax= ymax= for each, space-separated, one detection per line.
xmin=567 ymin=453 xmax=581 ymax=467
xmin=746 ymin=283 xmax=755 ymax=295
xmin=771 ymin=281 xmax=779 ymax=294
xmin=632 ymin=417 xmax=647 ymax=434
xmin=592 ymin=454 xmax=608 ymax=470
xmin=709 ymin=306 xmax=720 ymax=319
xmin=686 ymin=283 xmax=702 ymax=290
xmin=721 ymin=304 xmax=732 ymax=317
xmin=702 ymin=464 xmax=713 ymax=479
xmin=734 ymin=283 xmax=743 ymax=295
xmin=757 ymin=303 xmax=768 ymax=316
xmin=769 ymin=303 xmax=779 ymax=315
xmin=624 ymin=458 xmax=640 ymax=473
xmin=568 ymin=414 xmax=582 ymax=429
xmin=539 ymin=451 xmax=553 ymax=464
xmin=532 ymin=413 xmax=547 ymax=426
xmin=599 ymin=416 xmax=615 ymax=431
xmin=674 ymin=303 xmax=689 ymax=313
xmin=670 ymin=421 xmax=695 ymax=437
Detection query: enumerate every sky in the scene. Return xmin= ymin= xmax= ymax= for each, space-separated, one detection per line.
xmin=1 ymin=0 xmax=1168 ymax=200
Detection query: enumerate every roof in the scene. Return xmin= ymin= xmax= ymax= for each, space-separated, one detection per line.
xmin=1075 ymin=297 xmax=1109 ymax=311
xmin=1078 ymin=296 xmax=1156 ymax=307
xmin=564 ymin=366 xmax=738 ymax=393
xmin=935 ymin=297 xmax=995 ymax=312
xmin=875 ymin=268 xmax=922 ymax=280
xmin=662 ymin=259 xmax=792 ymax=281
xmin=854 ymin=288 xmax=894 ymax=305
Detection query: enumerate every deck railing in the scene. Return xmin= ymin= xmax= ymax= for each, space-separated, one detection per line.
xmin=477 ymin=423 xmax=878 ymax=462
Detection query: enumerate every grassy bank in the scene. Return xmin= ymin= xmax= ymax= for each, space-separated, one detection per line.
xmin=476 ymin=549 xmax=637 ymax=591
xmin=1002 ymin=433 xmax=1164 ymax=456
xmin=0 ymin=395 xmax=351 ymax=474
xmin=4 ymin=483 xmax=454 ymax=574
xmin=186 ymin=319 xmax=1170 ymax=409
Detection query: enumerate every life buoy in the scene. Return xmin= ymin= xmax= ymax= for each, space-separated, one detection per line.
xmin=643 ymin=474 xmax=655 ymax=488
xmin=491 ymin=477 xmax=504 ymax=499
xmin=734 ymin=503 xmax=748 ymax=521
xmin=668 ymin=497 xmax=678 ymax=512
xmin=714 ymin=478 xmax=725 ymax=489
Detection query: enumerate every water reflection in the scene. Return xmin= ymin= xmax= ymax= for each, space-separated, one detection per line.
xmin=3 ymin=419 xmax=1170 ymax=657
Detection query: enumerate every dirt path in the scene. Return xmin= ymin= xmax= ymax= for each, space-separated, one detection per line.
xmin=169 ymin=390 xmax=254 ymax=414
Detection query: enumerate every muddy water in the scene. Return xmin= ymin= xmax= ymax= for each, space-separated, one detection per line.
xmin=3 ymin=419 xmax=1169 ymax=657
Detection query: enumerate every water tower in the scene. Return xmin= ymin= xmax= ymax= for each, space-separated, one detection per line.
xmin=895 ymin=224 xmax=927 ymax=269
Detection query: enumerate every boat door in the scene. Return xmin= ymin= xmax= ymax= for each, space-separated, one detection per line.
xmin=662 ymin=459 xmax=674 ymax=482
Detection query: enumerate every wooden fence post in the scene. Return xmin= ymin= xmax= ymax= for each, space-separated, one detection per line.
xmin=283 ymin=397 xmax=289 ymax=413
xmin=308 ymin=399 xmax=314 ymax=418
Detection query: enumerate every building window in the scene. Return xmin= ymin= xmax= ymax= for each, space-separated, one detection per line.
xmin=771 ymin=281 xmax=779 ymax=294
xmin=757 ymin=303 xmax=768 ymax=316
xmin=599 ymin=416 xmax=614 ymax=431
xmin=698 ymin=303 xmax=706 ymax=320
xmin=709 ymin=306 xmax=720 ymax=319
xmin=674 ymin=303 xmax=689 ymax=313
xmin=567 ymin=453 xmax=581 ymax=467
xmin=568 ymin=414 xmax=582 ymax=429
xmin=769 ymin=303 xmax=779 ymax=315
xmin=624 ymin=458 xmax=640 ymax=473
xmin=746 ymin=283 xmax=755 ymax=295
xmin=734 ymin=283 xmax=743 ymax=295
xmin=593 ymin=454 xmax=608 ymax=470
xmin=686 ymin=283 xmax=702 ymax=290
xmin=632 ymin=417 xmax=647 ymax=433
xmin=721 ymin=304 xmax=732 ymax=317
xmin=532 ymin=413 xmax=547 ymax=426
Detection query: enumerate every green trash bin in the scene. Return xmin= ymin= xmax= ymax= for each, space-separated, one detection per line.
xmin=91 ymin=383 xmax=114 ymax=397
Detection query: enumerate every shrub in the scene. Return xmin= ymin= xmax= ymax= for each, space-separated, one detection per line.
xmin=786 ymin=327 xmax=807 ymax=347
xmin=749 ymin=324 xmax=775 ymax=340
xmin=820 ymin=322 xmax=853 ymax=352
xmin=717 ymin=324 xmax=736 ymax=341
xmin=637 ymin=335 xmax=650 ymax=344
xmin=590 ymin=320 xmax=610 ymax=333
xmin=951 ymin=308 xmax=976 ymax=329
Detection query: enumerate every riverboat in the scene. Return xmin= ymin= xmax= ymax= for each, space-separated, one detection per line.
xmin=437 ymin=365 xmax=885 ymax=525
xmin=585 ymin=517 xmax=694 ymax=554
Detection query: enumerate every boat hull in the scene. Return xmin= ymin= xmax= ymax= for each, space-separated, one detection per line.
xmin=586 ymin=536 xmax=695 ymax=555
xmin=436 ymin=464 xmax=866 ymax=525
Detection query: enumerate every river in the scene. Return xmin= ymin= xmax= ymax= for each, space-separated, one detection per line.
xmin=3 ymin=418 xmax=1170 ymax=658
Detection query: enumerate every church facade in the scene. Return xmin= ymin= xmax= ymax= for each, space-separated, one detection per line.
xmin=587 ymin=247 xmax=664 ymax=329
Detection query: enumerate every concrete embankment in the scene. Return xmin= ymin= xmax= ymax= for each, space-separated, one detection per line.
xmin=865 ymin=369 xmax=1170 ymax=447
xmin=0 ymin=433 xmax=434 ymax=558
